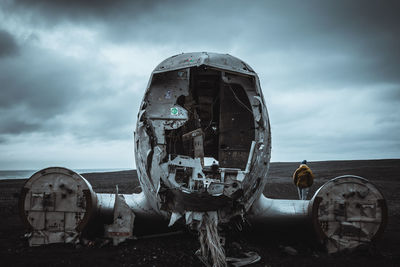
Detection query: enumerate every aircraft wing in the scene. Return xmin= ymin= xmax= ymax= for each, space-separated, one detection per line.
xmin=247 ymin=175 xmax=388 ymax=253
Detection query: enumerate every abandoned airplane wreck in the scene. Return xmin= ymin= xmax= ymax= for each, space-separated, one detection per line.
xmin=135 ymin=52 xmax=271 ymax=226
xmin=19 ymin=52 xmax=387 ymax=266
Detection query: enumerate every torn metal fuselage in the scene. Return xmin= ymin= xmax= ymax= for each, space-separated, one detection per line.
xmin=18 ymin=52 xmax=388 ymax=253
xmin=134 ymin=52 xmax=271 ymax=227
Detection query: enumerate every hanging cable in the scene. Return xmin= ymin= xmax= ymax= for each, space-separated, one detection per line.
xmin=227 ymin=84 xmax=253 ymax=114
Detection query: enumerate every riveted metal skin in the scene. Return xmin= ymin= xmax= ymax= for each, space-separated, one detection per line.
xmin=153 ymin=52 xmax=255 ymax=76
xmin=19 ymin=167 xmax=97 ymax=245
xmin=19 ymin=167 xmax=159 ymax=245
xmin=135 ymin=52 xmax=272 ymax=224
xmin=309 ymin=175 xmax=388 ymax=253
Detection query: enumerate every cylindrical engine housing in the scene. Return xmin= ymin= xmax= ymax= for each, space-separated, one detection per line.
xmin=308 ymin=175 xmax=388 ymax=253
xmin=19 ymin=167 xmax=97 ymax=245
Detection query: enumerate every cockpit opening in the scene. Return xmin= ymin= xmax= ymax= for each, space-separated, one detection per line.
xmin=165 ymin=67 xmax=255 ymax=170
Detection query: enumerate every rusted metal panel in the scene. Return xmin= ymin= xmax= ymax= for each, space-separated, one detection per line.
xmin=105 ymin=188 xmax=135 ymax=246
xmin=27 ymin=211 xmax=45 ymax=230
xmin=19 ymin=167 xmax=97 ymax=245
xmin=309 ymin=175 xmax=387 ymax=253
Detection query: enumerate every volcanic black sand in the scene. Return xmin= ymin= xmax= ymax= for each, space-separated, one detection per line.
xmin=1 ymin=159 xmax=399 ymax=266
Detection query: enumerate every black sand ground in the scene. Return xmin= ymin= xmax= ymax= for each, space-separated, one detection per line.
xmin=0 ymin=159 xmax=399 ymax=266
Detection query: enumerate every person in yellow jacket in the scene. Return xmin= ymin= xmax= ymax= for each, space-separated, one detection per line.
xmin=293 ymin=160 xmax=314 ymax=200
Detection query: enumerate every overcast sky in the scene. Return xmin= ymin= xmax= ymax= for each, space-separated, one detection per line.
xmin=0 ymin=0 xmax=399 ymax=170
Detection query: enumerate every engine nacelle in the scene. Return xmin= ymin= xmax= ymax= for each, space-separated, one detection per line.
xmin=19 ymin=167 xmax=97 ymax=245
xmin=309 ymin=175 xmax=387 ymax=253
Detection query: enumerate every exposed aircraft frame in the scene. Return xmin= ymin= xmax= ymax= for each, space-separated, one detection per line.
xmin=19 ymin=52 xmax=387 ymax=265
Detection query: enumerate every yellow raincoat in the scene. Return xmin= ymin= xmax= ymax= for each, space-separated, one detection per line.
xmin=293 ymin=164 xmax=314 ymax=188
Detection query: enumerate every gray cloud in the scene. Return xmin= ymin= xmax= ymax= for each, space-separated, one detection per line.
xmin=0 ymin=29 xmax=18 ymax=57
xmin=0 ymin=38 xmax=134 ymax=140
xmin=0 ymin=0 xmax=399 ymax=168
xmin=0 ymin=118 xmax=39 ymax=135
xmin=6 ymin=0 xmax=400 ymax=86
xmin=0 ymin=45 xmax=86 ymax=121
xmin=5 ymin=0 xmax=399 ymax=93
xmin=7 ymin=0 xmax=167 ymax=26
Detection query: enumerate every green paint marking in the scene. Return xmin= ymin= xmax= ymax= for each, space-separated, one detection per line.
xmin=171 ymin=107 xmax=178 ymax=115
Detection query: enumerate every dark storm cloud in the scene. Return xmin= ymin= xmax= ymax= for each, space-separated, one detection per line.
xmin=0 ymin=47 xmax=85 ymax=116
xmin=8 ymin=0 xmax=169 ymax=24
xmin=3 ymin=0 xmax=400 ymax=105
xmin=0 ymin=29 xmax=18 ymax=57
xmin=9 ymin=0 xmax=399 ymax=87
xmin=0 ymin=41 xmax=112 ymax=137
xmin=240 ymin=1 xmax=400 ymax=88
xmin=315 ymin=1 xmax=400 ymax=85
xmin=0 ymin=118 xmax=39 ymax=135
xmin=0 ymin=36 xmax=141 ymax=142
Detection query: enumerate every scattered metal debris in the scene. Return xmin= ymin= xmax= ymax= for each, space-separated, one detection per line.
xmin=105 ymin=186 xmax=135 ymax=245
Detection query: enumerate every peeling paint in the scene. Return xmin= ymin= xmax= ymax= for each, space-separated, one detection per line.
xmin=18 ymin=53 xmax=386 ymax=259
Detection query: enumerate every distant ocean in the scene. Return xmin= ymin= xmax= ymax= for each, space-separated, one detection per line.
xmin=0 ymin=168 xmax=131 ymax=180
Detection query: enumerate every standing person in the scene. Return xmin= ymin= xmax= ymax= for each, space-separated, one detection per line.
xmin=293 ymin=160 xmax=314 ymax=200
